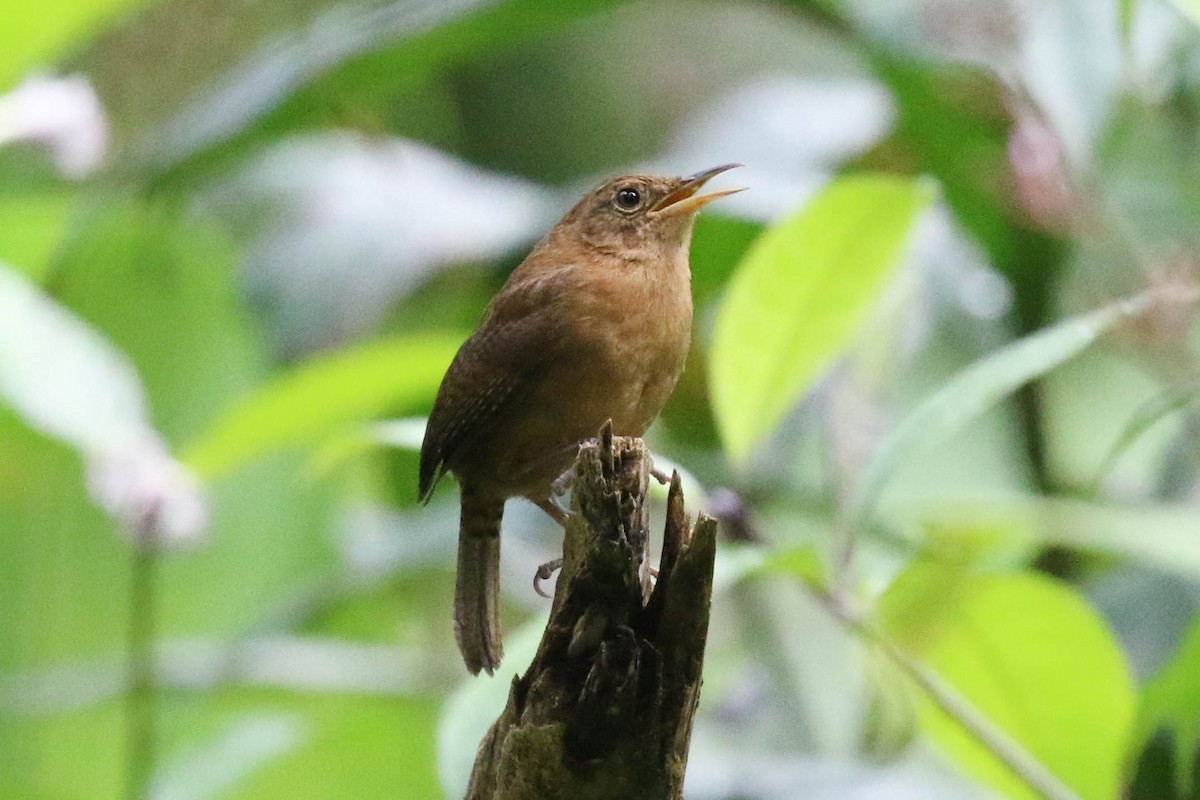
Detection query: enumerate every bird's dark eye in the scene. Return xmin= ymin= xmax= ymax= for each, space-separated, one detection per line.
xmin=615 ymin=187 xmax=642 ymax=211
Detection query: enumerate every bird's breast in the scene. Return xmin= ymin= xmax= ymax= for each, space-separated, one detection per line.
xmin=466 ymin=252 xmax=694 ymax=499
xmin=551 ymin=256 xmax=693 ymax=428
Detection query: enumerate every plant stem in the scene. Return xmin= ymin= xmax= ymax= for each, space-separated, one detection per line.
xmin=125 ymin=531 xmax=158 ymax=800
xmin=811 ymin=587 xmax=1084 ymax=800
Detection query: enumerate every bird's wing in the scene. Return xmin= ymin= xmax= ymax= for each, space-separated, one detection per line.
xmin=417 ymin=309 xmax=559 ymax=502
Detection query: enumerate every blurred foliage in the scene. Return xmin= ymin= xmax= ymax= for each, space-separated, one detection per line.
xmin=3 ymin=1 xmax=1200 ymax=799
xmin=710 ymin=174 xmax=935 ymax=463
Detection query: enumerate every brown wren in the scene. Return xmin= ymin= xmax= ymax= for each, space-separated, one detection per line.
xmin=419 ymin=164 xmax=742 ymax=675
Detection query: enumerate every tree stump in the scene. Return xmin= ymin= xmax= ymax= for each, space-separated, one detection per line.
xmin=465 ymin=427 xmax=717 ymax=799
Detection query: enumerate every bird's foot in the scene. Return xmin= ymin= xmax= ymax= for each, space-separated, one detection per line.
xmin=650 ymin=467 xmax=671 ymax=486
xmin=533 ymin=557 xmax=563 ymax=598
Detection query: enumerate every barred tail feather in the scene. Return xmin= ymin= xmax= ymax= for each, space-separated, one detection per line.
xmin=455 ymin=486 xmax=505 ymax=675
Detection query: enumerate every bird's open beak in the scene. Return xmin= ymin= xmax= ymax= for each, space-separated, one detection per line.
xmin=648 ymin=163 xmax=745 ymax=218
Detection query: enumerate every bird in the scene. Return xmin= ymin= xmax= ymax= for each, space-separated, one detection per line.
xmin=418 ymin=164 xmax=742 ymax=675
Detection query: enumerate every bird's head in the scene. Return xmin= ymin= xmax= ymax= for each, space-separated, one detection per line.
xmin=560 ymin=164 xmax=744 ymax=256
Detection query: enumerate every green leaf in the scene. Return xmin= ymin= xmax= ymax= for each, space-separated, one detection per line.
xmin=879 ymin=564 xmax=1135 ymax=800
xmin=850 ymin=296 xmax=1151 ymax=526
xmin=1137 ymin=612 xmax=1200 ymax=793
xmin=184 ymin=334 xmax=462 ymax=478
xmin=709 ymin=174 xmax=934 ymax=464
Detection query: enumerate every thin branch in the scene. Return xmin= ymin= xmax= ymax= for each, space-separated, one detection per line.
xmin=863 ymin=625 xmax=1082 ymax=800
xmin=809 ymin=587 xmax=1084 ymax=800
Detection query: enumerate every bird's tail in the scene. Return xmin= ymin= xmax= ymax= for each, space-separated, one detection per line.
xmin=455 ymin=486 xmax=505 ymax=675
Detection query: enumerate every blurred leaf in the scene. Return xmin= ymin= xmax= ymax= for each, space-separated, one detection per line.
xmin=0 ymin=192 xmax=74 ymax=281
xmin=880 ymin=564 xmax=1135 ymax=800
xmin=850 ymin=295 xmax=1152 ymax=527
xmin=184 ymin=334 xmax=462 ymax=479
xmin=1176 ymin=0 xmax=1200 ymax=26
xmin=709 ymin=174 xmax=934 ymax=464
xmin=76 ymin=0 xmax=626 ymax=179
xmin=0 ymin=259 xmax=206 ymax=541
xmin=0 ymin=690 xmax=440 ymax=800
xmin=370 ymin=418 xmax=427 ymax=452
xmin=0 ymin=415 xmax=133 ymax=676
xmin=1129 ymin=728 xmax=1200 ymax=800
xmin=763 ymin=544 xmax=826 ymax=589
xmin=95 ymin=0 xmax=503 ymax=172
xmin=710 ymin=543 xmax=769 ymax=592
xmin=0 ymin=0 xmax=148 ymax=89
xmin=1138 ymin=612 xmax=1200 ymax=793
xmin=38 ymin=195 xmax=337 ymax=642
xmin=1093 ymin=384 xmax=1200 ymax=490
xmin=1119 ymin=0 xmax=1137 ymax=47
xmin=1 ymin=195 xmax=346 ymax=797
xmin=437 ymin=618 xmax=544 ymax=798
xmin=689 ymin=214 xmax=763 ymax=305
xmin=152 ymin=713 xmax=305 ymax=800
xmin=869 ymin=55 xmax=1066 ymax=338
xmin=202 ymin=134 xmax=549 ymax=354
xmin=1097 ymin=94 xmax=1200 ymax=249
xmin=222 ymin=694 xmax=441 ymax=800
xmin=0 ymin=260 xmax=148 ymax=451
xmin=908 ymin=496 xmax=1200 ymax=582
xmin=0 ymin=700 xmax=125 ymax=798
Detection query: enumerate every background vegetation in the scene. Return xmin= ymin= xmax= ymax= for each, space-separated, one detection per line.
xmin=2 ymin=1 xmax=1200 ymax=798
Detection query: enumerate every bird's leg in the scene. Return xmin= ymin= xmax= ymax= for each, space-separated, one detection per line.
xmin=551 ymin=466 xmax=575 ymax=498
xmin=533 ymin=558 xmax=563 ymax=598
xmin=647 ymin=453 xmax=671 ymax=486
xmin=535 ymin=498 xmax=570 ymax=527
xmin=532 ymin=497 xmax=570 ymax=598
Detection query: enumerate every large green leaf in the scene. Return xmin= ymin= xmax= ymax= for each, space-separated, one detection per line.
xmin=184 ymin=334 xmax=462 ymax=479
xmin=850 ymin=295 xmax=1153 ymax=527
xmin=880 ymin=564 xmax=1135 ymax=800
xmin=709 ymin=174 xmax=934 ymax=464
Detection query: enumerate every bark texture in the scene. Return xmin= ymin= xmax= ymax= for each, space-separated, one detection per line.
xmin=465 ymin=427 xmax=717 ymax=800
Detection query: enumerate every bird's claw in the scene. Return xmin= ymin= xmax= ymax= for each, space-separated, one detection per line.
xmin=534 ymin=558 xmax=563 ymax=598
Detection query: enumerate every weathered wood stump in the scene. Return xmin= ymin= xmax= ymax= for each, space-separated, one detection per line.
xmin=465 ymin=427 xmax=717 ymax=799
